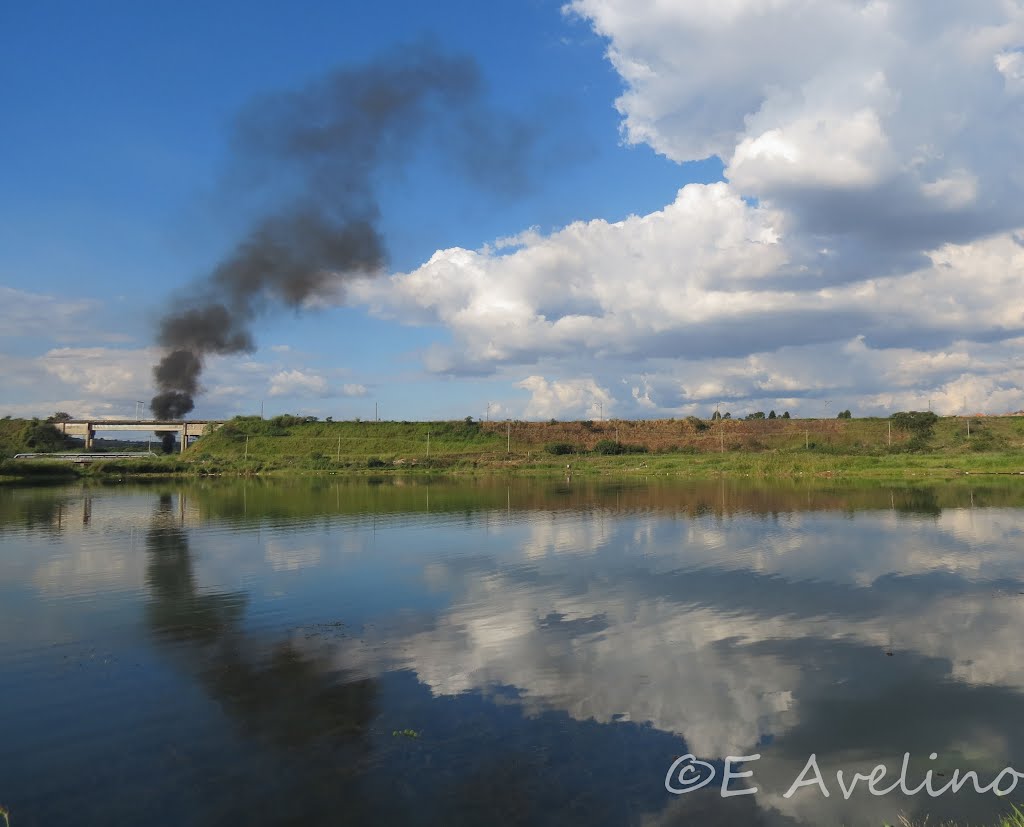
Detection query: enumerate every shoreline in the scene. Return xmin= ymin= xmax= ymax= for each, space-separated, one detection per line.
xmin=5 ymin=414 xmax=1024 ymax=484
xmin=4 ymin=449 xmax=1024 ymax=485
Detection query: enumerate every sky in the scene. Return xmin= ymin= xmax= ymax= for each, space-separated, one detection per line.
xmin=2 ymin=0 xmax=1023 ymax=422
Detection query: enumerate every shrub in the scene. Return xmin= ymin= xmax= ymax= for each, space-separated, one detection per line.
xmin=594 ymin=439 xmax=646 ymax=455
xmin=685 ymin=416 xmax=708 ymax=432
xmin=969 ymin=429 xmax=1003 ymax=452
xmin=23 ymin=420 xmax=69 ymax=452
xmin=545 ymin=442 xmax=576 ymax=455
xmin=891 ymin=411 xmax=938 ymax=447
xmin=366 ymin=457 xmax=388 ymax=468
xmin=891 ymin=410 xmax=937 ymax=432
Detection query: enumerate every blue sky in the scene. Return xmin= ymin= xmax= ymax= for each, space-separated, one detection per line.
xmin=2 ymin=0 xmax=1023 ymax=421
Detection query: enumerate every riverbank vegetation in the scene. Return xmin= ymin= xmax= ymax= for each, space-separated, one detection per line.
xmin=2 ymin=412 xmax=1024 ymax=481
xmin=897 ymin=806 xmax=1024 ymax=826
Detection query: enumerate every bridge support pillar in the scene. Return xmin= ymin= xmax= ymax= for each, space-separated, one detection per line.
xmin=180 ymin=427 xmax=187 ymax=453
xmin=84 ymin=423 xmax=94 ymax=451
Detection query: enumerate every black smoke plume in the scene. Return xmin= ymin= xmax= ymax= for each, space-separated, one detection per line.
xmin=151 ymin=43 xmax=531 ymax=418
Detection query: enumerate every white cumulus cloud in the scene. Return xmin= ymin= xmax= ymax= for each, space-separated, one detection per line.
xmin=267 ymin=369 xmax=329 ymax=398
xmin=348 ymin=1 xmax=1024 ymax=417
xmin=518 ymin=375 xmax=612 ymax=419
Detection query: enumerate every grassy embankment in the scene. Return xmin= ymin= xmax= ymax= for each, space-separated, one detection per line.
xmin=5 ymin=413 xmax=1023 ymax=481
xmin=175 ymin=413 xmax=1024 ymax=478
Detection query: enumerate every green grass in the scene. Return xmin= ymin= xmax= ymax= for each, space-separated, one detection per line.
xmin=4 ymin=414 xmax=1024 ymax=481
xmin=892 ymin=805 xmax=1024 ymax=826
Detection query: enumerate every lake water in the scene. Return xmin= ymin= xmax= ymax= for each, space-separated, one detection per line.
xmin=2 ymin=477 xmax=1024 ymax=826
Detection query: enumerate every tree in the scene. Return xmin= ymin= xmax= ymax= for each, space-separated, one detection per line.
xmin=723 ymin=412 xmax=732 ymax=419
xmin=47 ymin=411 xmax=73 ymax=422
xmin=837 ymin=409 xmax=852 ymax=419
xmin=768 ymin=410 xmax=777 ymax=419
xmin=711 ymin=410 xmax=722 ymax=421
xmin=781 ymin=411 xmax=791 ymax=419
xmin=747 ymin=411 xmax=765 ymax=420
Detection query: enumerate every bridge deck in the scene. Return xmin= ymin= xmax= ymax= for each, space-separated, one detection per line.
xmin=59 ymin=420 xmax=222 ymax=426
xmin=52 ymin=420 xmax=223 ymax=453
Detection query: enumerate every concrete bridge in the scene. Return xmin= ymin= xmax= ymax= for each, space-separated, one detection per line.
xmin=55 ymin=420 xmax=223 ymax=453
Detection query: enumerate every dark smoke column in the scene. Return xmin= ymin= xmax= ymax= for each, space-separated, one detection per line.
xmin=150 ymin=214 xmax=384 ymax=418
xmin=151 ymin=44 xmax=520 ymax=418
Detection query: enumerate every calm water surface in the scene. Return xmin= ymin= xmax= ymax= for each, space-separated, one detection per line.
xmin=2 ymin=477 xmax=1024 ymax=826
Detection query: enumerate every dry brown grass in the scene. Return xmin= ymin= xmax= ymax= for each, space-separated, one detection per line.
xmin=479 ymin=416 xmax=900 ymax=454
